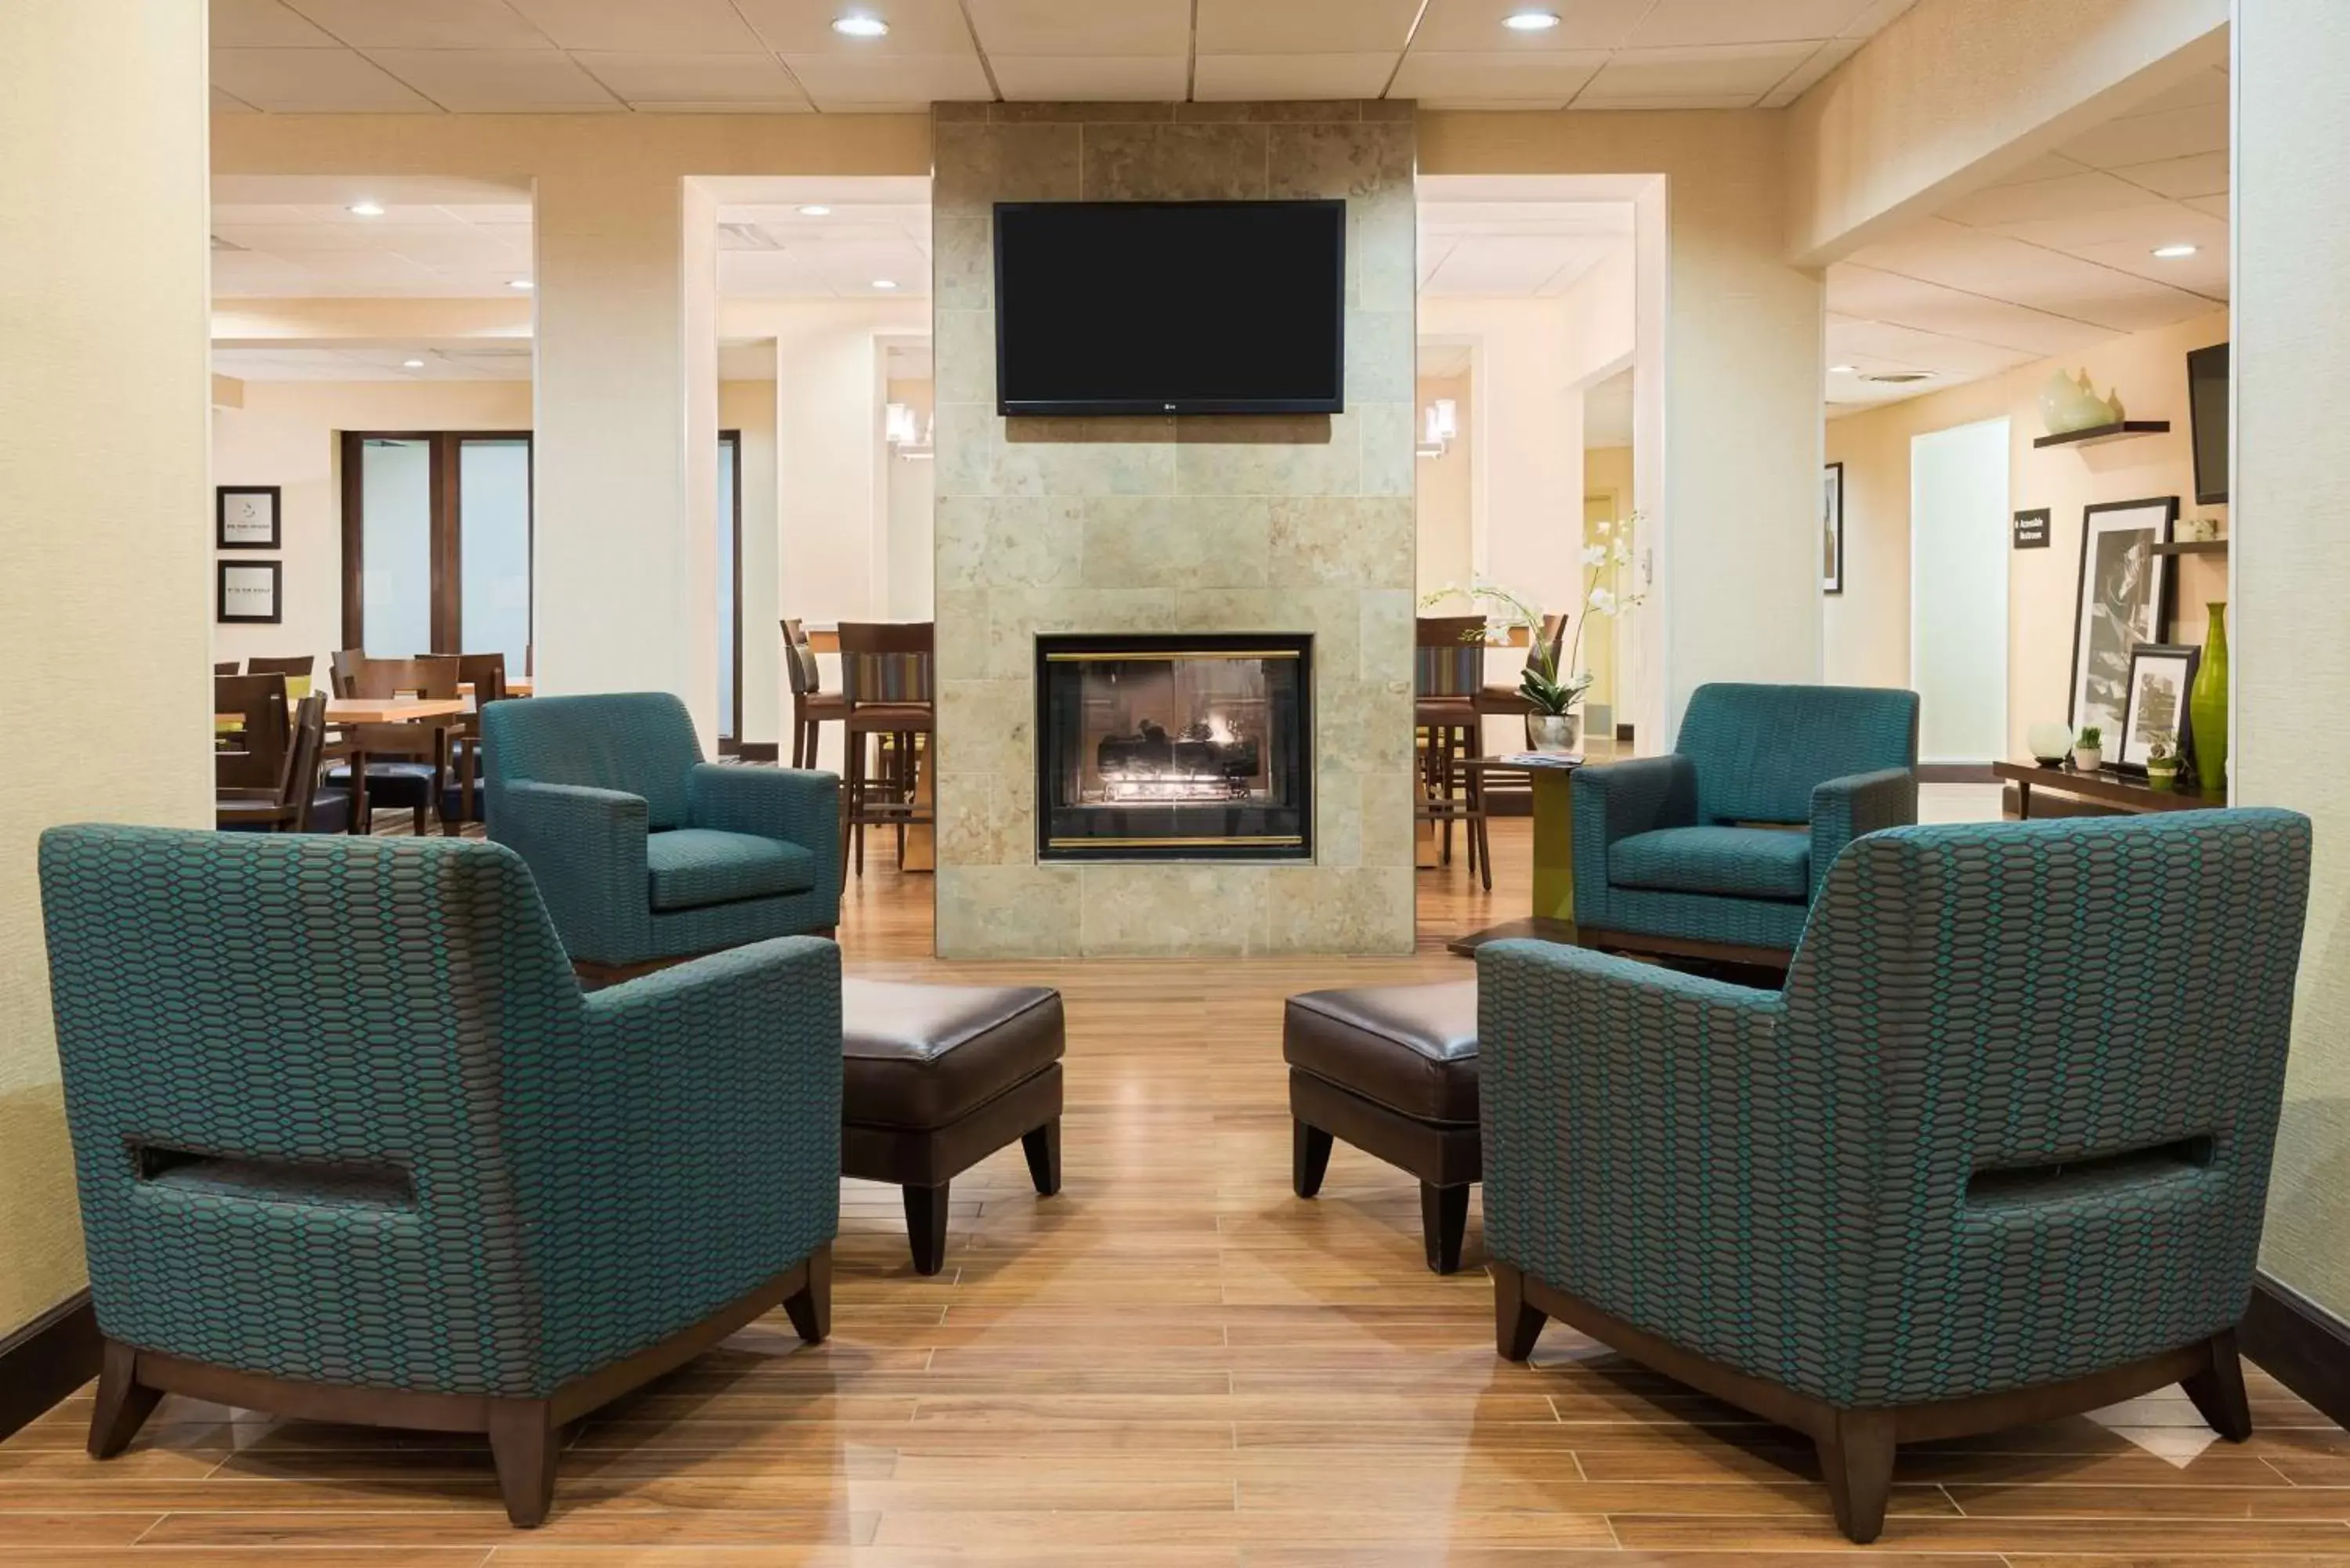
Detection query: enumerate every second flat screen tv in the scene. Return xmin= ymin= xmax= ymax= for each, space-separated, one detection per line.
xmin=994 ymin=200 xmax=1346 ymax=417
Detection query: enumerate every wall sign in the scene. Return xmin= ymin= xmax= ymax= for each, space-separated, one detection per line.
xmin=217 ymin=486 xmax=281 ymax=550
xmin=217 ymin=559 xmax=282 ymax=625
xmin=2012 ymin=508 xmax=2051 ymax=549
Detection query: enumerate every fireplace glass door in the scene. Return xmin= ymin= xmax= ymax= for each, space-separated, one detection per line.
xmin=1036 ymin=634 xmax=1312 ymax=861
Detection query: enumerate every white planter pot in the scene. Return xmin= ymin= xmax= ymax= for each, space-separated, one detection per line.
xmin=2072 ymin=746 xmax=2102 ymax=772
xmin=1528 ymin=712 xmax=1582 ymax=753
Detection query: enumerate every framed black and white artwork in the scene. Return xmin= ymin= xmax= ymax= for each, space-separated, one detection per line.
xmin=1822 ymin=461 xmax=1844 ymax=594
xmin=216 ymin=559 xmax=282 ymax=625
xmin=2118 ymin=642 xmax=2197 ymax=773
xmin=216 ymin=486 xmax=281 ymax=550
xmin=2067 ymin=496 xmax=2178 ymax=738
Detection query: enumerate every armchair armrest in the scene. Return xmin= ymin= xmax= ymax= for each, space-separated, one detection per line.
xmin=491 ymin=779 xmax=649 ymax=964
xmin=1810 ymin=767 xmax=1917 ymax=898
xmin=1570 ymin=754 xmax=1697 ymax=919
xmin=520 ymin=936 xmax=844 ymax=1389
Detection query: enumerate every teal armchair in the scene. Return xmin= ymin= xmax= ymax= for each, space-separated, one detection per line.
xmin=483 ymin=692 xmax=840 ymax=971
xmin=1481 ymin=810 xmax=2313 ymax=1543
xmin=1573 ymin=682 xmax=1919 ymax=961
xmin=38 ymin=826 xmax=842 ymax=1527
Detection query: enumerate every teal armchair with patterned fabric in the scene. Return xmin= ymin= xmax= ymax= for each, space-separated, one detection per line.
xmin=38 ymin=826 xmax=841 ymax=1528
xmin=1573 ymin=682 xmax=1919 ymax=960
xmin=483 ymin=692 xmax=840 ymax=971
xmin=1481 ymin=810 xmax=2313 ymax=1544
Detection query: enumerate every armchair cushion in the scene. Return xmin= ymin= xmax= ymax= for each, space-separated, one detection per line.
xmin=645 ymin=828 xmax=815 ymax=911
xmin=1610 ymin=825 xmax=1810 ymax=901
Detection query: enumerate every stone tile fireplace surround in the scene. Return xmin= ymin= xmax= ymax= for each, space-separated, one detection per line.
xmin=931 ymin=100 xmax=1417 ymax=958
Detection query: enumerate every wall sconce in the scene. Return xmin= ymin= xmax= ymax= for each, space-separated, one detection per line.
xmin=886 ymin=401 xmax=933 ymax=459
xmin=1416 ymin=397 xmax=1457 ymax=459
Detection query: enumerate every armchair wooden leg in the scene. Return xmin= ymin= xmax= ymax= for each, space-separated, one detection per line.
xmin=1021 ymin=1119 xmax=1062 ymax=1197
xmin=1292 ymin=1120 xmax=1333 ymax=1198
xmin=783 ymin=1242 xmax=833 ymax=1345
xmin=486 ymin=1399 xmax=560 ymax=1528
xmin=1817 ymin=1407 xmax=1897 ymax=1546
xmin=2182 ymin=1328 xmax=2254 ymax=1441
xmin=1421 ymin=1181 xmax=1471 ymax=1274
xmin=86 ymin=1341 xmax=162 ymax=1460
xmin=1491 ymin=1259 xmax=1546 ymax=1361
xmin=904 ymin=1182 xmax=950 ymax=1276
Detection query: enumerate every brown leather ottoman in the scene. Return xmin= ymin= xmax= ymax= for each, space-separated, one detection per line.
xmin=1284 ymin=981 xmax=1480 ymax=1274
xmin=842 ymin=978 xmax=1065 ymax=1275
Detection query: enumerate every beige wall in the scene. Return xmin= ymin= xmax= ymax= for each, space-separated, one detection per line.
xmin=1824 ymin=311 xmax=2229 ymax=759
xmin=1415 ymin=371 xmax=1473 ymax=598
xmin=0 ymin=0 xmax=212 ymax=1331
xmin=2237 ymin=3 xmax=2350 ymax=1322
xmin=932 ymin=101 xmax=1417 ymax=958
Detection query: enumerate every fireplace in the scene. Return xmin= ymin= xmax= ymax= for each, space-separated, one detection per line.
xmin=1036 ymin=634 xmax=1313 ymax=862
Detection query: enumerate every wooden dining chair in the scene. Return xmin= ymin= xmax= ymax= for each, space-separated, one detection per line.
xmin=212 ymin=661 xmax=239 ymax=676
xmin=245 ymin=653 xmax=317 ymax=700
xmin=441 ymin=652 xmax=508 ymax=827
xmin=324 ymin=654 xmax=458 ymax=836
xmin=837 ymin=621 xmax=935 ymax=878
xmin=1415 ymin=615 xmax=1491 ymax=889
xmin=217 ymin=693 xmax=349 ymax=834
xmin=214 ymin=673 xmax=292 ymax=793
xmin=783 ymin=618 xmax=846 ymax=770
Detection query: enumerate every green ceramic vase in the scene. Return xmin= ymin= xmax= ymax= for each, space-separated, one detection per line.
xmin=2189 ymin=602 xmax=2229 ymax=795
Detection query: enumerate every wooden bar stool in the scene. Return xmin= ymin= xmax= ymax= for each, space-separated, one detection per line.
xmin=783 ymin=618 xmax=847 ymax=771
xmin=1415 ymin=615 xmax=1491 ymax=891
xmin=837 ymin=621 xmax=935 ymax=878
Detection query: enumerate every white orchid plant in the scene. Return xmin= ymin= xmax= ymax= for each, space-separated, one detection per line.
xmin=1419 ymin=511 xmax=1648 ymax=718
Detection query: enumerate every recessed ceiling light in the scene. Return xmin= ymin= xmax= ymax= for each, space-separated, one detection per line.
xmin=798 ymin=204 xmax=833 ymax=217
xmin=832 ymin=14 xmax=889 ymax=37
xmin=347 ymin=200 xmax=385 ymax=217
xmin=2151 ymin=243 xmax=2200 ymax=258
xmin=872 ymin=278 xmax=899 ymax=290
xmin=402 ymin=358 xmax=425 ymax=370
xmin=508 ymin=277 xmax=533 ymax=290
xmin=1829 ymin=363 xmax=1858 ymax=374
xmin=1502 ymin=9 xmax=1561 ymax=30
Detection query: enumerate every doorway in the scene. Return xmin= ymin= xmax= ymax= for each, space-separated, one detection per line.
xmin=1910 ymin=417 xmax=2010 ymax=764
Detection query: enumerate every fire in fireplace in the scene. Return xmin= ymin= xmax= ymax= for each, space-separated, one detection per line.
xmin=1036 ymin=633 xmax=1312 ymax=861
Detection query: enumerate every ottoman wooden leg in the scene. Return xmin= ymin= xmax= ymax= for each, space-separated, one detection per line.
xmin=783 ymin=1241 xmax=832 ymax=1344
xmin=904 ymin=1182 xmax=950 ymax=1276
xmin=1491 ymin=1259 xmax=1546 ymax=1361
xmin=1021 ymin=1119 xmax=1062 ymax=1197
xmin=1292 ymin=1121 xmax=1333 ymax=1198
xmin=1422 ymin=1181 xmax=1470 ymax=1274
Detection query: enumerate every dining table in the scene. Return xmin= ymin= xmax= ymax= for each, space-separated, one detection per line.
xmin=330 ymin=696 xmax=473 ymax=833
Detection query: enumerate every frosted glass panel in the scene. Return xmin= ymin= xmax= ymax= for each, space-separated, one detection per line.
xmin=1911 ymin=417 xmax=2010 ymax=763
xmin=360 ymin=438 xmax=432 ymax=657
xmin=460 ymin=439 xmax=532 ymax=670
xmin=718 ymin=436 xmax=737 ymax=739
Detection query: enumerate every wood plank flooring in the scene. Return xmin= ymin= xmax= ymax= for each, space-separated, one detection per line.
xmin=6 ymin=815 xmax=2345 ymax=1563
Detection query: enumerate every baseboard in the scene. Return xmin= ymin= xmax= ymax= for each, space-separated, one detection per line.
xmin=1918 ymin=763 xmax=1998 ymax=784
xmin=2243 ymin=1271 xmax=2350 ymax=1431
xmin=734 ymin=742 xmax=781 ymax=764
xmin=0 ymin=1289 xmax=99 ymax=1443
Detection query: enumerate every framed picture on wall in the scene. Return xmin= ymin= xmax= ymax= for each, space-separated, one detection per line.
xmin=216 ymin=486 xmax=281 ymax=550
xmin=217 ymin=559 xmax=281 ymax=625
xmin=2118 ymin=642 xmax=2198 ymax=773
xmin=2067 ymin=496 xmax=2178 ymax=739
xmin=1822 ymin=461 xmax=1845 ymax=594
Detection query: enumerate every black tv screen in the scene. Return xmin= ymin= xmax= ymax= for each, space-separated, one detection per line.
xmin=2188 ymin=341 xmax=2228 ymax=504
xmin=994 ymin=201 xmax=1346 ymax=417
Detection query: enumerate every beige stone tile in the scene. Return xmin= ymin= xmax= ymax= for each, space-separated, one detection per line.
xmin=996 ymin=102 xmax=1174 ymax=124
xmin=1354 ymin=402 xmax=1416 ymax=498
xmin=1168 ymin=588 xmax=1297 ymax=638
xmin=932 ymin=587 xmax=992 ymax=685
xmin=988 ymin=588 xmax=1182 ymax=677
xmin=1362 ymin=97 xmax=1416 ymax=121
xmin=1351 ymin=196 xmax=1419 ymax=314
xmin=1268 ymin=498 xmax=1413 ymax=588
xmin=1079 ymin=865 xmax=1270 ymax=956
xmin=1345 ymin=309 xmax=1416 ymax=404
xmin=1265 ymin=866 xmax=1415 ymax=954
xmin=935 ymin=121 xmax=1084 ymax=204
xmin=933 ymin=308 xmax=996 ymax=408
xmin=932 ymin=203 xmax=996 ymax=312
xmin=998 ymin=418 xmax=1178 ymax=497
xmin=1269 ymin=121 xmax=1415 ymax=201
xmin=1357 ymin=588 xmax=1416 ymax=687
xmin=1313 ymin=770 xmax=1363 ymax=870
xmin=1358 ymin=768 xmax=1419 ymax=869
xmin=1083 ymin=497 xmax=1271 ymax=591
xmin=1317 ymin=677 xmax=1414 ymax=777
xmin=938 ymin=675 xmax=1038 ymax=781
xmin=935 ymin=768 xmax=1036 ymax=868
xmin=934 ymin=402 xmax=997 ymax=498
xmin=1176 ymin=413 xmax=1359 ymax=498
xmin=1177 ymin=100 xmax=1368 ymax=124
xmin=937 ymin=865 xmax=1083 ymax=958
xmin=1082 ymin=124 xmax=1271 ymax=201
xmin=938 ymin=496 xmax=1085 ymax=591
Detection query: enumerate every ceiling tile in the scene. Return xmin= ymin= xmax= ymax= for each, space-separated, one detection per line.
xmin=2125 ymin=64 xmax=2231 ymax=115
xmin=1979 ymin=152 xmax=2094 ymax=187
xmin=363 ymin=49 xmax=625 ymax=110
xmin=2110 ymin=151 xmax=2229 ymax=201
xmin=1825 ymin=313 xmax=2039 ymax=378
xmin=1827 ymin=262 xmax=2117 ymax=357
xmin=2056 ymin=100 xmax=2229 ymax=170
xmin=1391 ymin=51 xmax=1608 ymax=104
xmin=1987 ymin=201 xmax=2225 ymax=256
xmin=782 ymin=52 xmax=992 ymax=107
xmin=991 ymin=56 xmax=1191 ymax=101
xmin=1844 ymin=219 xmax=2212 ymax=334
xmin=1629 ymin=0 xmax=1882 ymax=48
xmin=1410 ymin=0 xmax=1657 ymax=52
xmin=1938 ymin=168 xmax=2177 ymax=229
xmin=2183 ymin=193 xmax=2229 ymax=221
xmin=1571 ymin=92 xmax=1760 ymax=110
xmin=2061 ymin=237 xmax=2229 ymax=302
xmin=210 ymin=48 xmax=443 ymax=111
xmin=1839 ymin=0 xmax=1921 ymax=35
xmin=503 ymin=0 xmax=768 ymax=51
xmin=1759 ymin=38 xmax=1860 ymax=107
xmin=736 ymin=0 xmax=978 ymax=55
xmin=212 ymin=85 xmax=262 ymax=112
xmin=282 ymin=0 xmax=555 ymax=49
xmin=1195 ymin=0 xmax=1422 ymax=56
xmin=1423 ymin=234 xmax=1618 ymax=295
xmin=965 ymin=0 xmax=1191 ymax=56
xmin=574 ymin=52 xmax=811 ymax=105
xmin=211 ymin=0 xmax=339 ymax=47
xmin=1577 ymin=42 xmax=1817 ymax=101
xmin=1192 ymin=53 xmax=1400 ymax=100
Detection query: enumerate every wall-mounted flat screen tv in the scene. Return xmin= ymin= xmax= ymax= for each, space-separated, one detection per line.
xmin=994 ymin=200 xmax=1346 ymax=417
xmin=2187 ymin=341 xmax=2229 ymax=504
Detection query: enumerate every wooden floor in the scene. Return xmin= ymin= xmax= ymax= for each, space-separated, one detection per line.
xmin=7 ymin=815 xmax=2347 ymax=1563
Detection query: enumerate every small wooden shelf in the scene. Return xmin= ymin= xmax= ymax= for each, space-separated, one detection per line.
xmin=2032 ymin=420 xmax=2171 ymax=449
xmin=2152 ymin=540 xmax=2228 ymax=558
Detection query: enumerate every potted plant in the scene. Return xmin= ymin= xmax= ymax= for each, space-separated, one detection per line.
xmin=2072 ymin=726 xmax=2104 ymax=772
xmin=2146 ymin=734 xmax=2179 ymax=792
